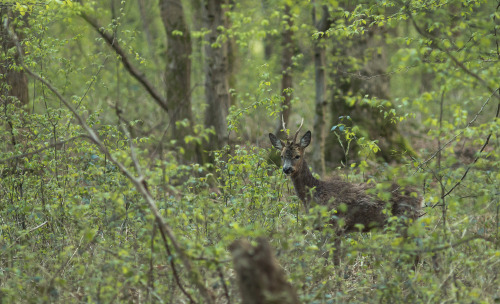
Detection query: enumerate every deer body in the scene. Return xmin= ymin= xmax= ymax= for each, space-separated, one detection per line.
xmin=269 ymin=124 xmax=422 ymax=264
xmin=289 ymin=157 xmax=419 ymax=233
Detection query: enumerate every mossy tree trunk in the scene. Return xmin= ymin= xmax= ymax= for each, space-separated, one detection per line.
xmin=329 ymin=26 xmax=416 ymax=165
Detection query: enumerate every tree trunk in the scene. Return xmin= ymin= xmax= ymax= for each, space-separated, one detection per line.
xmin=329 ymin=26 xmax=416 ymax=164
xmin=229 ymin=238 xmax=300 ymax=304
xmin=1 ymin=7 xmax=29 ymax=147
xmin=312 ymin=4 xmax=330 ymax=175
xmin=203 ymin=0 xmax=230 ymax=151
xmin=0 ymin=7 xmax=29 ymax=108
xmin=159 ymin=0 xmax=196 ymax=158
xmin=274 ymin=4 xmax=294 ymax=139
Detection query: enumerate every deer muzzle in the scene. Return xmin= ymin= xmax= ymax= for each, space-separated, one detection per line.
xmin=282 ymin=162 xmax=294 ymax=175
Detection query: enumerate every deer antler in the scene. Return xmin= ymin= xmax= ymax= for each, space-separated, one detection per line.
xmin=281 ymin=114 xmax=291 ymax=142
xmin=292 ymin=118 xmax=304 ymax=143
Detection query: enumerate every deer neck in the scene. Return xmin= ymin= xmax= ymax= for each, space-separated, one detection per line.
xmin=290 ymin=160 xmax=320 ymax=203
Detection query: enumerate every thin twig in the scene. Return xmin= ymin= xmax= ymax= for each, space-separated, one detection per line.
xmin=442 ymin=132 xmax=493 ymax=198
xmin=407 ymin=8 xmax=500 ymax=101
xmin=1 ymin=221 xmax=48 ymax=254
xmin=79 ymin=12 xmax=169 ymax=112
xmin=416 ymin=89 xmax=498 ymax=172
xmin=0 ymin=134 xmax=90 ymax=164
xmin=354 ymin=234 xmax=497 ymax=255
xmin=6 ymin=20 xmax=214 ymax=304
xmin=216 ymin=264 xmax=231 ymax=304
xmin=157 ymin=227 xmax=197 ymax=304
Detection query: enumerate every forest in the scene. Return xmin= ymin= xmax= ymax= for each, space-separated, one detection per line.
xmin=0 ymin=0 xmax=499 ymax=303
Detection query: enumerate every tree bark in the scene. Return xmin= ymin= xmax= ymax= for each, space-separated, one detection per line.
xmin=1 ymin=7 xmax=29 ymax=147
xmin=312 ymin=4 xmax=330 ymax=175
xmin=275 ymin=5 xmax=294 ymax=139
xmin=329 ymin=26 xmax=416 ymax=164
xmin=203 ymin=0 xmax=230 ymax=150
xmin=0 ymin=7 xmax=29 ymax=108
xmin=159 ymin=0 xmax=195 ymax=155
xmin=229 ymin=238 xmax=300 ymax=304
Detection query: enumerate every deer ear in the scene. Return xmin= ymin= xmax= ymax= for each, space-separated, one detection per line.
xmin=269 ymin=133 xmax=284 ymax=150
xmin=300 ymin=131 xmax=311 ymax=148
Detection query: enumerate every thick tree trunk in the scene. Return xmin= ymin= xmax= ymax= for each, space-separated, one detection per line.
xmin=0 ymin=7 xmax=29 ymax=108
xmin=230 ymin=238 xmax=300 ymax=304
xmin=203 ymin=0 xmax=230 ymax=150
xmin=275 ymin=5 xmax=294 ymax=139
xmin=329 ymin=26 xmax=416 ymax=164
xmin=1 ymin=8 xmax=29 ymax=147
xmin=312 ymin=4 xmax=330 ymax=175
xmin=159 ymin=0 xmax=196 ymax=157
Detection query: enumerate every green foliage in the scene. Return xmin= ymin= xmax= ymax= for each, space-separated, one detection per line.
xmin=1 ymin=0 xmax=499 ymax=303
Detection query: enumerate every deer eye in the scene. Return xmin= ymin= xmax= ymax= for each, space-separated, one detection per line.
xmin=294 ymin=155 xmax=300 ymax=160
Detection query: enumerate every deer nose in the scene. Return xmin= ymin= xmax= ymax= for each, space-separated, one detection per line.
xmin=283 ymin=166 xmax=294 ymax=175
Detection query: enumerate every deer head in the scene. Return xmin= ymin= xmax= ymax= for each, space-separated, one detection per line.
xmin=269 ymin=118 xmax=311 ymax=175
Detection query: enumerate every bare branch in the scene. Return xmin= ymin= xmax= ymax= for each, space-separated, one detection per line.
xmin=0 ymin=134 xmax=90 ymax=164
xmin=216 ymin=264 xmax=231 ymax=304
xmin=407 ymin=10 xmax=500 ymax=101
xmin=416 ymin=89 xmax=498 ymax=171
xmin=1 ymin=221 xmax=48 ymax=254
xmin=79 ymin=12 xmax=169 ymax=113
xmin=157 ymin=225 xmax=197 ymax=304
xmin=6 ymin=20 xmax=214 ymax=304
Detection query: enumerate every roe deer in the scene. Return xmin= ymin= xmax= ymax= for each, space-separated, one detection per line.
xmin=269 ymin=119 xmax=422 ymax=265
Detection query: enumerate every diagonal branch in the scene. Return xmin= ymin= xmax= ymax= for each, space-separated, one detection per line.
xmin=406 ymin=7 xmax=500 ymax=199
xmin=416 ymin=89 xmax=498 ymax=171
xmin=0 ymin=134 xmax=90 ymax=164
xmin=79 ymin=12 xmax=169 ymax=113
xmin=407 ymin=9 xmax=500 ymax=101
xmin=6 ymin=20 xmax=214 ymax=304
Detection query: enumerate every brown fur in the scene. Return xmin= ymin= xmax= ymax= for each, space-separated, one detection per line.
xmin=270 ymin=130 xmax=422 ymax=264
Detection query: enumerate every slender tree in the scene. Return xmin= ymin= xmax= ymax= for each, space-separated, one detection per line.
xmin=274 ymin=4 xmax=294 ymax=138
xmin=311 ymin=4 xmax=331 ymax=175
xmin=203 ymin=0 xmax=230 ymax=150
xmin=159 ymin=0 xmax=196 ymax=156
